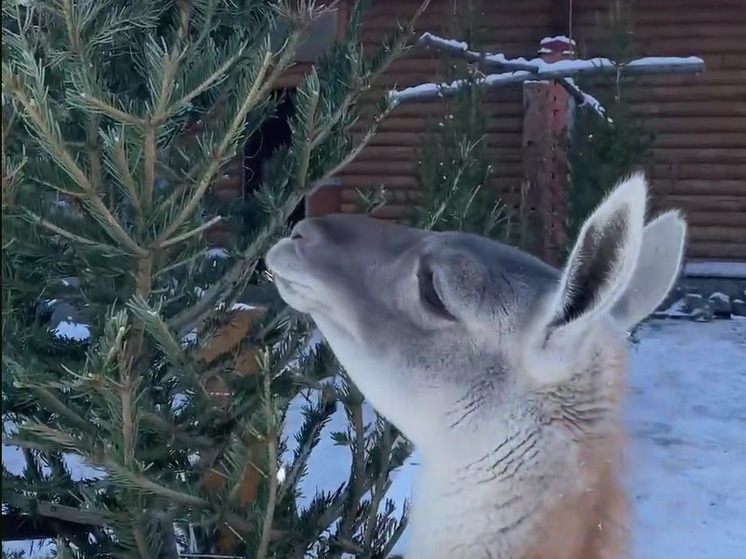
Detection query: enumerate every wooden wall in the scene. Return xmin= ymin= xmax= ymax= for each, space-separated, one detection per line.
xmin=334 ymin=0 xmax=746 ymax=261
xmin=573 ymin=0 xmax=746 ymax=261
xmin=338 ymin=0 xmax=544 ymax=220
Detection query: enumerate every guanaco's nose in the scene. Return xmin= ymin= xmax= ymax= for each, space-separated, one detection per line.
xmin=289 ymin=218 xmax=326 ymax=243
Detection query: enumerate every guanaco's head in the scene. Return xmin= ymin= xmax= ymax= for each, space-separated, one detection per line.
xmin=266 ymin=174 xmax=686 ymax=466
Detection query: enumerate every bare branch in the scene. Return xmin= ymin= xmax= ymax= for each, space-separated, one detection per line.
xmin=393 ymin=33 xmax=705 ymax=106
xmin=415 ymin=32 xmax=538 ymax=73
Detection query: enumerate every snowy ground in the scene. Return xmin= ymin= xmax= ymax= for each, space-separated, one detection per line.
xmin=4 ymin=319 xmax=745 ymax=558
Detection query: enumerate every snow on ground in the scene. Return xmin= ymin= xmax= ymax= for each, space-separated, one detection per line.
xmin=624 ymin=319 xmax=746 ymax=559
xmin=4 ymin=319 xmax=745 ymax=557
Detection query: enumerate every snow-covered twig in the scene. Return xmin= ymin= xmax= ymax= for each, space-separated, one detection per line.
xmin=561 ymin=77 xmax=609 ymax=121
xmin=392 ymin=32 xmax=704 ymax=120
xmin=416 ymin=32 xmax=539 ymax=73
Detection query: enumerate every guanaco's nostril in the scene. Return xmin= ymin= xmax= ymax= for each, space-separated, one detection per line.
xmin=291 ymin=232 xmax=303 ymax=240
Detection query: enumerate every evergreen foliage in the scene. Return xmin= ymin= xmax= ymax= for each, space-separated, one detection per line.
xmin=413 ymin=0 xmax=509 ymax=240
xmin=566 ymin=0 xmax=655 ymax=247
xmin=1 ymin=0 xmax=426 ymax=556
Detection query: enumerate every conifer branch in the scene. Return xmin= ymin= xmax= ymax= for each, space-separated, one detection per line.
xmin=87 ymin=115 xmax=104 ymax=194
xmin=158 ymin=51 xmax=274 ymax=242
xmin=23 ymin=210 xmax=121 ymax=252
xmin=362 ymin=423 xmax=395 ymax=550
xmin=169 ymin=49 xmax=248 ymax=115
xmin=4 ymin=82 xmax=146 ymax=255
xmin=76 ymin=94 xmax=143 ymax=126
xmin=104 ymin=459 xmax=207 ymax=506
xmin=111 ymin=131 xmax=145 ymax=232
xmin=143 ymin=124 xmax=157 ymax=213
xmin=256 ymin=374 xmax=279 ymax=559
xmin=30 ymin=386 xmax=93 ymax=434
xmin=159 ymin=215 xmax=222 ymax=249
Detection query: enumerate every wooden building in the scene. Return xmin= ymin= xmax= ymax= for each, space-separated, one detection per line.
xmin=216 ymin=0 xmax=746 ymax=262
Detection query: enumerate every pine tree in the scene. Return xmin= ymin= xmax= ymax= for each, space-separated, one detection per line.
xmin=1 ymin=1 xmax=426 ymax=557
xmin=412 ymin=0 xmax=510 ymax=241
xmin=566 ymin=0 xmax=655 ymax=247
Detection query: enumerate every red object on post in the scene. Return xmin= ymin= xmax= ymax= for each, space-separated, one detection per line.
xmin=305 ymin=179 xmax=343 ymax=217
xmin=521 ymin=36 xmax=574 ymax=266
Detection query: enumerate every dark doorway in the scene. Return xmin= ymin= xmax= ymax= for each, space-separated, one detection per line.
xmin=242 ymin=90 xmax=306 ymax=229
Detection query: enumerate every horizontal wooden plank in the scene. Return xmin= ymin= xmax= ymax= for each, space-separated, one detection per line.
xmin=653 ymin=179 xmax=746 ymax=195
xmin=574 ymin=12 xmax=746 ymax=28
xmin=687 ymin=226 xmax=746 ymax=242
xmin=345 ymin=160 xmax=419 ymax=175
xmin=658 ymin=195 xmax=746 ymax=213
xmin=633 ymin=102 xmax=746 ymax=118
xmin=378 ymin=115 xmax=524 ymax=133
xmin=686 ymin=242 xmax=746 ymax=260
xmin=649 ymin=117 xmax=746 ymax=134
xmin=651 ymin=133 xmax=746 ymax=149
xmin=720 ymin=54 xmax=746 ymax=69
xmin=390 ymin=100 xmax=525 ymax=118
xmin=685 ymin=212 xmax=746 ymax=227
xmin=367 ymin=131 xmax=523 ymax=148
xmin=653 ymin=163 xmax=746 ymax=181
xmin=651 ymin=148 xmax=746 ymax=161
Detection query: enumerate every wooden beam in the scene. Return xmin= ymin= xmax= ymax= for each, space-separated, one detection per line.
xmin=392 ymin=33 xmax=705 ymax=104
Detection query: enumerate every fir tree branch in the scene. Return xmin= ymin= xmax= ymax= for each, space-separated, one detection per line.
xmin=61 ymin=0 xmax=82 ymax=54
xmin=143 ymin=124 xmax=157 ymax=213
xmin=154 ymin=0 xmax=192 ymax=120
xmin=133 ymin=525 xmax=153 ymax=559
xmin=87 ymin=115 xmax=103 ymax=194
xmin=293 ymin=71 xmax=320 ymax=191
xmin=29 ymin=386 xmax=93 ymax=434
xmin=379 ymin=508 xmax=409 ymax=559
xmin=318 ymin=123 xmax=381 ymax=183
xmin=159 ymin=215 xmax=222 ymax=249
xmin=4 ymin=81 xmax=147 ymax=256
xmin=111 ymin=130 xmax=145 ymax=232
xmin=29 ymin=177 xmax=86 ymax=200
xmin=168 ymin=49 xmax=248 ymax=116
xmin=104 ymin=459 xmax=207 ymax=506
xmin=140 ymin=1 xmax=193 ymax=219
xmin=23 ymin=209 xmax=122 ymax=253
xmin=157 ymin=51 xmax=274 ymax=243
xmin=159 ymin=28 xmax=304 ymax=244
xmin=120 ymin=369 xmax=138 ymax=470
xmin=310 ymin=0 xmax=431 ymax=151
xmin=76 ymin=93 xmax=143 ymax=126
xmin=333 ymin=388 xmax=366 ymax=556
xmin=362 ymin=423 xmax=395 ymax=551
xmin=256 ymin=375 xmax=278 ymax=559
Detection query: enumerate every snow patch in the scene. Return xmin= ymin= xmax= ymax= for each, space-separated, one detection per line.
xmin=540 ymin=35 xmax=576 ymax=46
xmin=181 ymin=329 xmax=198 ymax=348
xmin=684 ymin=261 xmax=746 ymax=279
xmin=52 ymin=319 xmax=90 ymax=341
xmin=205 ymin=247 xmax=228 ymax=260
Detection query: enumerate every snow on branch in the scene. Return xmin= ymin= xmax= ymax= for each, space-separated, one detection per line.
xmin=391 ymin=32 xmax=705 ymax=120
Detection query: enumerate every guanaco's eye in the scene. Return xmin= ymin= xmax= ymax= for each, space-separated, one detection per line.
xmin=417 ymin=262 xmax=457 ymax=321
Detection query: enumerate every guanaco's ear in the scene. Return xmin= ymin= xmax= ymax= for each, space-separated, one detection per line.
xmin=525 ymin=173 xmax=648 ymax=384
xmin=611 ymin=210 xmax=687 ymax=330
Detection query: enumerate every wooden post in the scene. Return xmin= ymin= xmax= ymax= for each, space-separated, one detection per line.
xmin=521 ymin=37 xmax=574 ymax=266
xmin=305 ymin=178 xmax=342 ymax=217
xmin=199 ymin=306 xmax=268 ymax=553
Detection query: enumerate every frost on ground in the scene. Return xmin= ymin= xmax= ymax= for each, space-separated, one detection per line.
xmin=624 ymin=319 xmax=746 ymax=559
xmin=4 ymin=320 xmax=745 ymax=558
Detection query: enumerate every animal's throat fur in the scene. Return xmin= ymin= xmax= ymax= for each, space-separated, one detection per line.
xmin=408 ymin=423 xmax=627 ymax=559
